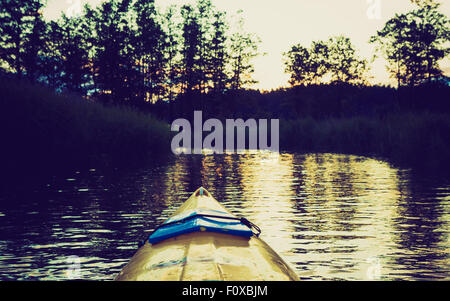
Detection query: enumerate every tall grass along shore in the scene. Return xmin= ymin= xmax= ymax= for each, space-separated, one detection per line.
xmin=0 ymin=76 xmax=171 ymax=184
xmin=1 ymin=77 xmax=450 ymax=185
xmin=279 ymin=113 xmax=450 ymax=169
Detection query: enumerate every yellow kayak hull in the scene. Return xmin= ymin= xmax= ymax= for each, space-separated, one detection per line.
xmin=115 ymin=188 xmax=299 ymax=281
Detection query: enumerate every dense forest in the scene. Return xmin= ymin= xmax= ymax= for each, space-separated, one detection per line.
xmin=1 ymin=0 xmax=447 ymax=105
xmin=0 ymin=0 xmax=449 ymax=181
xmin=0 ymin=0 xmax=261 ymax=106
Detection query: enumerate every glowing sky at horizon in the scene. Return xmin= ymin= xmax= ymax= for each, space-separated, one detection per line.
xmin=43 ymin=0 xmax=450 ymax=90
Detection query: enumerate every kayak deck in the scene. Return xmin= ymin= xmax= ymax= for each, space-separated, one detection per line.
xmin=115 ymin=188 xmax=299 ymax=281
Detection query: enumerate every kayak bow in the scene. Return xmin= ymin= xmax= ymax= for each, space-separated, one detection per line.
xmin=115 ymin=187 xmax=299 ymax=281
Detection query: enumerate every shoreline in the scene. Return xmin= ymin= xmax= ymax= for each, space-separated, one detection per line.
xmin=1 ymin=77 xmax=449 ymax=189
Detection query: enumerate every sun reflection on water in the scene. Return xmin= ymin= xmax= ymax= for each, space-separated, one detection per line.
xmin=0 ymin=152 xmax=449 ymax=280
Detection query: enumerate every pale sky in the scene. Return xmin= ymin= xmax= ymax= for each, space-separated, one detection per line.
xmin=44 ymin=0 xmax=450 ymax=90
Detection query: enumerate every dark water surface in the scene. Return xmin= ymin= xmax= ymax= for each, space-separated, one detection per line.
xmin=0 ymin=152 xmax=449 ymax=280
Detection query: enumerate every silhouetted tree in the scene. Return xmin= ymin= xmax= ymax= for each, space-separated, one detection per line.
xmin=208 ymin=10 xmax=229 ymax=93
xmin=90 ymin=0 xmax=137 ymax=104
xmin=0 ymin=0 xmax=46 ymax=79
xmin=40 ymin=20 xmax=64 ymax=89
xmin=133 ymin=0 xmax=168 ymax=105
xmin=229 ymin=11 xmax=260 ymax=90
xmin=370 ymin=3 xmax=450 ymax=87
xmin=44 ymin=13 xmax=92 ymax=94
xmin=23 ymin=10 xmax=47 ymax=81
xmin=284 ymin=42 xmax=327 ymax=86
xmin=0 ymin=0 xmax=261 ymax=106
xmin=285 ymin=36 xmax=368 ymax=86
xmin=180 ymin=4 xmax=202 ymax=94
xmin=161 ymin=5 xmax=182 ymax=103
xmin=181 ymin=0 xmax=231 ymax=94
xmin=196 ymin=0 xmax=214 ymax=93
xmin=325 ymin=36 xmax=368 ymax=85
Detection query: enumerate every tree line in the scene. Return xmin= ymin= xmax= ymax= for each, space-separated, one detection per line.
xmin=284 ymin=1 xmax=449 ymax=88
xmin=0 ymin=0 xmax=260 ymax=108
xmin=0 ymin=0 xmax=448 ymax=112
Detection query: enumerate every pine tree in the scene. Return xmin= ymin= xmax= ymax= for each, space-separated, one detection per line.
xmin=44 ymin=13 xmax=92 ymax=94
xmin=180 ymin=4 xmax=202 ymax=94
xmin=161 ymin=5 xmax=182 ymax=103
xmin=0 ymin=0 xmax=46 ymax=79
xmin=208 ymin=10 xmax=229 ymax=93
xmin=90 ymin=0 xmax=136 ymax=104
xmin=229 ymin=11 xmax=260 ymax=90
xmin=196 ymin=0 xmax=214 ymax=93
xmin=133 ymin=0 xmax=168 ymax=106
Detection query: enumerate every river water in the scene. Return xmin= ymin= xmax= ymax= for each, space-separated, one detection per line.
xmin=0 ymin=152 xmax=449 ymax=280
